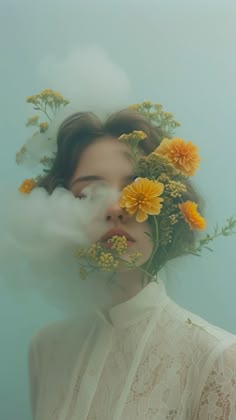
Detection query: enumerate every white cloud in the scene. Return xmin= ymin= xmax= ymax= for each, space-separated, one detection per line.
xmin=39 ymin=45 xmax=130 ymax=114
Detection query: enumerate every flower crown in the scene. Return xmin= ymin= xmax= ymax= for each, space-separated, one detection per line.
xmin=16 ymin=90 xmax=236 ymax=281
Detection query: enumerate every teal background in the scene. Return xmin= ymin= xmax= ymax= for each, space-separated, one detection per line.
xmin=0 ymin=1 xmax=236 ymax=418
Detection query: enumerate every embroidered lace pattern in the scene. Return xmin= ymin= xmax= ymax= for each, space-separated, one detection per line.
xmin=28 ymin=283 xmax=236 ymax=420
xmin=195 ymin=342 xmax=236 ymax=419
xmin=87 ymin=302 xmax=236 ymax=419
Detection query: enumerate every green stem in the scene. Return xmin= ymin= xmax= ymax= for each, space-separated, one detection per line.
xmin=115 ymin=255 xmax=154 ymax=280
xmin=145 ymin=216 xmax=159 ymax=275
xmin=42 ymin=104 xmax=52 ymax=121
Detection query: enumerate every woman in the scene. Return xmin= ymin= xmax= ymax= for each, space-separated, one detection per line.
xmin=28 ymin=109 xmax=236 ymax=419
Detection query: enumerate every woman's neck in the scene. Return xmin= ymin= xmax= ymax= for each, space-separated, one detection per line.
xmin=109 ymin=269 xmax=150 ymax=306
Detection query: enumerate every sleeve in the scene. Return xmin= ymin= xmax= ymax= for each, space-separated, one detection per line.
xmin=28 ymin=336 xmax=39 ymax=420
xmin=196 ymin=342 xmax=236 ymax=419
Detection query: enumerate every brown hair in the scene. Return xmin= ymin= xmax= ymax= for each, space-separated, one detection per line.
xmin=37 ymin=108 xmax=204 ymax=273
xmin=38 ymin=109 xmax=165 ymax=192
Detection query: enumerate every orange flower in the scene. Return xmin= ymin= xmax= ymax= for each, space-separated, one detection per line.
xmin=39 ymin=122 xmax=49 ymax=132
xmin=118 ymin=130 xmax=147 ymax=146
xmin=179 ymin=201 xmax=206 ymax=230
xmin=153 ymin=137 xmax=200 ymax=176
xmin=18 ymin=178 xmax=36 ymax=194
xmin=119 ymin=177 xmax=164 ymax=222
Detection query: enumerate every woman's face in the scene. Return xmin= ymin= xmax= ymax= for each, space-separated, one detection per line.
xmin=68 ymin=136 xmax=153 ymax=267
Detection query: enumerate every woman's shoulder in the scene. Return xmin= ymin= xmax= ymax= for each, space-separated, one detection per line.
xmin=29 ymin=316 xmax=93 ymax=358
xmin=163 ymin=298 xmax=236 ymax=350
xmin=30 ymin=318 xmax=76 ymax=346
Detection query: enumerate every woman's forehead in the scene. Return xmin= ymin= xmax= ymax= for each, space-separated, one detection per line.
xmin=76 ymin=137 xmax=133 ymax=172
xmin=69 ymin=138 xmax=136 ymax=188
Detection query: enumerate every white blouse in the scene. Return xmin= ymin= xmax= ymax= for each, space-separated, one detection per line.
xmin=28 ymin=280 xmax=236 ymax=419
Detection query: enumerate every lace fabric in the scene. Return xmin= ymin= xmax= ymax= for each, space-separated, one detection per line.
xmin=87 ymin=300 xmax=236 ymax=419
xmin=196 ymin=343 xmax=236 ymax=419
xmin=28 ymin=281 xmax=236 ymax=420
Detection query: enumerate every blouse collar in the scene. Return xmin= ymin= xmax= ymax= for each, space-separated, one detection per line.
xmin=96 ymin=277 xmax=168 ymax=328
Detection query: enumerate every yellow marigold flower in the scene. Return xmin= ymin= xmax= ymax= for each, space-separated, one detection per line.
xmin=118 ymin=130 xmax=147 ymax=145
xmin=74 ymin=249 xmax=85 ymax=258
xmin=142 ymin=101 xmax=152 ymax=108
xmin=179 ymin=201 xmax=206 ymax=230
xmin=26 ymin=95 xmax=38 ymax=104
xmin=53 ymin=91 xmax=62 ymax=97
xmin=98 ymin=252 xmax=119 ymax=271
xmin=119 ymin=177 xmax=164 ymax=222
xmin=18 ymin=178 xmax=36 ymax=194
xmin=168 ymin=180 xmax=187 ymax=198
xmin=107 ymin=235 xmax=128 ymax=255
xmin=164 ymin=112 xmax=173 ymax=118
xmin=153 ymin=103 xmax=162 ymax=111
xmin=26 ymin=115 xmax=39 ymax=126
xmin=87 ymin=243 xmax=103 ymax=260
xmin=53 ymin=92 xmax=65 ymax=101
xmin=128 ymin=104 xmax=139 ymax=110
xmin=39 ymin=122 xmax=49 ymax=132
xmin=154 ymin=137 xmax=200 ymax=176
xmin=169 ymin=214 xmax=179 ymax=225
xmin=40 ymin=89 xmax=54 ymax=98
xmin=133 ymin=130 xmax=147 ymax=140
xmin=128 ymin=252 xmax=142 ymax=264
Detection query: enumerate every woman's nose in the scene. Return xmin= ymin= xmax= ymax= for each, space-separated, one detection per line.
xmin=105 ymin=200 xmax=129 ymax=222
